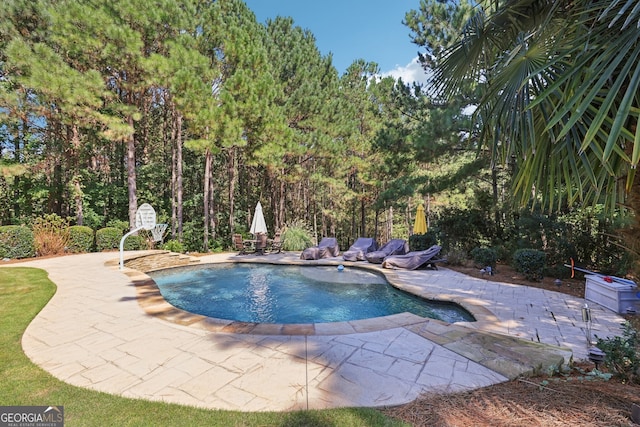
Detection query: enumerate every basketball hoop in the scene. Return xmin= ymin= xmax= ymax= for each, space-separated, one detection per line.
xmin=135 ymin=203 xmax=157 ymax=230
xmin=151 ymin=223 xmax=168 ymax=242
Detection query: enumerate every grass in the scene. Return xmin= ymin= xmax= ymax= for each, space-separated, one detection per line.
xmin=0 ymin=267 xmax=407 ymax=427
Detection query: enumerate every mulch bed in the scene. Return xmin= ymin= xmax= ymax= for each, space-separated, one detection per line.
xmin=384 ymin=263 xmax=640 ymax=427
xmin=383 ymin=371 xmax=640 ymax=426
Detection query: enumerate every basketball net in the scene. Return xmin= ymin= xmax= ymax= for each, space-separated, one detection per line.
xmin=151 ymin=223 xmax=168 ymax=242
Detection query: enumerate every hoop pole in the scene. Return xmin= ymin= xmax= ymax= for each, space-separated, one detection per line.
xmin=120 ymin=226 xmax=143 ymax=270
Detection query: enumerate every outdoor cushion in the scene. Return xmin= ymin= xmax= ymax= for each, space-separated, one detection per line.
xmin=342 ymin=237 xmax=378 ymax=261
xmin=365 ymin=239 xmax=409 ymax=264
xmin=300 ymin=237 xmax=340 ymax=260
xmin=382 ymin=245 xmax=442 ymax=270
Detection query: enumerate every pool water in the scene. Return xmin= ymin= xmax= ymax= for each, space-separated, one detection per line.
xmin=149 ymin=263 xmax=475 ymax=324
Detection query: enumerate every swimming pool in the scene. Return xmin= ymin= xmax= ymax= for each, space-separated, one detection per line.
xmin=149 ymin=263 xmax=475 ymax=324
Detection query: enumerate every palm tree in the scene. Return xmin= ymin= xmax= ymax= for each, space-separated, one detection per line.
xmin=431 ymin=0 xmax=640 ymax=268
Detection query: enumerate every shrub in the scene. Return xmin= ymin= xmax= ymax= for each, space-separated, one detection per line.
xmin=433 ymin=207 xmax=492 ymax=253
xmin=0 ymin=225 xmax=35 ymax=259
xmin=32 ymin=214 xmax=70 ymax=256
xmin=409 ymin=231 xmax=437 ymax=251
xmin=95 ymin=227 xmax=122 ymax=251
xmin=281 ymin=220 xmax=313 ymax=251
xmin=163 ymin=240 xmax=185 ymax=253
xmin=106 ymin=219 xmax=129 ymax=234
xmin=596 ymin=322 xmax=639 ymax=383
xmin=181 ymin=220 xmax=205 ymax=252
xmin=471 ymin=247 xmax=498 ymax=268
xmin=80 ymin=207 xmax=104 ymax=230
xmin=205 ymin=237 xmax=225 ymax=253
xmin=443 ymin=248 xmax=472 ymax=267
xmin=123 ymin=234 xmax=148 ymax=251
xmin=67 ymin=225 xmax=94 ymax=253
xmin=512 ymin=248 xmax=546 ymax=281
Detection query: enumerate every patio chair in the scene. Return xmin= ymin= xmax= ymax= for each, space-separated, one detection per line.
xmin=254 ymin=233 xmax=268 ymax=255
xmin=269 ymin=233 xmax=283 ymax=254
xmin=365 ymin=239 xmax=409 ymax=264
xmin=233 ymin=233 xmax=252 ymax=255
xmin=381 ymin=245 xmax=443 ymax=270
xmin=342 ymin=237 xmax=378 ymax=261
xmin=300 ymin=237 xmax=340 ymax=260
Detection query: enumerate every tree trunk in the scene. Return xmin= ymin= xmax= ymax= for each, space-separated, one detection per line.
xmin=374 ymin=208 xmax=380 ymax=242
xmin=208 ymin=168 xmax=215 ymax=241
xmin=228 ymin=147 xmax=237 ymax=235
xmin=277 ymin=174 xmax=285 ymax=231
xmin=175 ymin=113 xmax=183 ymax=240
xmin=203 ymin=148 xmax=211 ymax=251
xmin=170 ymin=113 xmax=177 ymax=239
xmin=360 ymin=196 xmax=365 ymax=237
xmin=74 ymin=178 xmax=84 ymax=226
xmin=492 ymin=167 xmax=502 ymax=239
xmin=387 ymin=206 xmax=393 ymax=242
xmin=127 ymin=115 xmax=138 ymax=230
xmin=12 ymin=119 xmax=24 ymax=220
xmin=71 ymin=125 xmax=82 ymax=224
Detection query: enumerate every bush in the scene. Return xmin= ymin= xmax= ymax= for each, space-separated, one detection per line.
xmin=95 ymin=227 xmax=122 ymax=251
xmin=32 ymin=214 xmax=70 ymax=256
xmin=123 ymin=234 xmax=148 ymax=251
xmin=205 ymin=237 xmax=225 ymax=253
xmin=67 ymin=225 xmax=94 ymax=253
xmin=0 ymin=225 xmax=35 ymax=259
xmin=443 ymin=249 xmax=472 ymax=267
xmin=106 ymin=219 xmax=129 ymax=234
xmin=433 ymin=207 xmax=492 ymax=253
xmin=512 ymin=248 xmax=546 ymax=281
xmin=162 ymin=240 xmax=185 ymax=253
xmin=281 ymin=220 xmax=313 ymax=251
xmin=596 ymin=322 xmax=639 ymax=383
xmin=471 ymin=247 xmax=498 ymax=268
xmin=181 ymin=220 xmax=205 ymax=252
xmin=409 ymin=231 xmax=437 ymax=251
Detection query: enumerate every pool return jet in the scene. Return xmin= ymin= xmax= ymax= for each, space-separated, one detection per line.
xmin=119 ymin=203 xmax=156 ymax=270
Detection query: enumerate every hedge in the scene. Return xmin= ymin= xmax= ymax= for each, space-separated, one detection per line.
xmin=512 ymin=248 xmax=546 ymax=281
xmin=95 ymin=227 xmax=122 ymax=251
xmin=123 ymin=234 xmax=148 ymax=251
xmin=0 ymin=225 xmax=35 ymax=259
xmin=67 ymin=225 xmax=95 ymax=253
xmin=471 ymin=247 xmax=498 ymax=268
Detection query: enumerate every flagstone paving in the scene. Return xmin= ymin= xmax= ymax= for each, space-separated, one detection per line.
xmin=3 ymin=250 xmax=627 ymax=411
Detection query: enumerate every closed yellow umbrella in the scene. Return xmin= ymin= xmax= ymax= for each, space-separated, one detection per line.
xmin=413 ymin=204 xmax=427 ymax=235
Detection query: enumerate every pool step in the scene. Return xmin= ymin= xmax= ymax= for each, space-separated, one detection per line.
xmin=123 ymin=251 xmax=200 ymax=272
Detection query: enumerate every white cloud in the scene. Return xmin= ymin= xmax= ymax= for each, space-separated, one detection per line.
xmin=380 ymin=57 xmax=431 ymax=86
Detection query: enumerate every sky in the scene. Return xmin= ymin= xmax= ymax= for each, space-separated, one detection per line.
xmin=243 ymin=0 xmax=428 ymax=84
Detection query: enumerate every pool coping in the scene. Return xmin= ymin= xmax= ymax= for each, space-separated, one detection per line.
xmin=115 ymin=253 xmax=498 ymax=336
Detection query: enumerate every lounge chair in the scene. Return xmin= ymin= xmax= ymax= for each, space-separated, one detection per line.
xmin=365 ymin=239 xmax=409 ymax=264
xmin=300 ymin=237 xmax=340 ymax=260
xmin=382 ymin=245 xmax=443 ymax=270
xmin=342 ymin=237 xmax=378 ymax=261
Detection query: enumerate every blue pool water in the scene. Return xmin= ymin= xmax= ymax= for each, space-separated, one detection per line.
xmin=149 ymin=263 xmax=475 ymax=324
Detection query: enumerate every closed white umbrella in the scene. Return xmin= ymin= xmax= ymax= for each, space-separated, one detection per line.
xmin=249 ymin=201 xmax=268 ymax=235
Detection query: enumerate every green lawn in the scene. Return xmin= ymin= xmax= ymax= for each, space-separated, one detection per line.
xmin=0 ymin=267 xmax=407 ymax=427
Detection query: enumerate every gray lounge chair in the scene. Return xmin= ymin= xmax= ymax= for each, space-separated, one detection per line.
xmin=365 ymin=239 xmax=409 ymax=264
xmin=342 ymin=237 xmax=378 ymax=261
xmin=381 ymin=245 xmax=443 ymax=270
xmin=300 ymin=237 xmax=340 ymax=260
